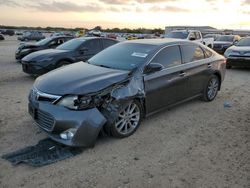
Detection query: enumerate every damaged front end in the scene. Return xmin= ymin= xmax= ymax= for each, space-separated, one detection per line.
xmin=29 ymin=72 xmax=145 ymax=147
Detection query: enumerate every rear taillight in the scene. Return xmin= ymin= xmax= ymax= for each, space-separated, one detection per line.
xmin=223 ymin=59 xmax=227 ymax=64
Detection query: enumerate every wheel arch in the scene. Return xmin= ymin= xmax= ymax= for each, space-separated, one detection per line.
xmin=213 ymin=71 xmax=222 ymax=90
xmin=134 ymin=97 xmax=146 ymax=118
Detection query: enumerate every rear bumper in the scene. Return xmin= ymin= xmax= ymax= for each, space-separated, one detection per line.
xmin=227 ymin=57 xmax=250 ymax=67
xmin=28 ymin=100 xmax=107 ymax=147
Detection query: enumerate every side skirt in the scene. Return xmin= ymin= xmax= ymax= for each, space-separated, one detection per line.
xmin=145 ymin=93 xmax=203 ymax=118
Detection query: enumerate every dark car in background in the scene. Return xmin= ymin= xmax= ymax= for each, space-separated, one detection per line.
xmin=0 ymin=34 xmax=4 ymax=40
xmin=18 ymin=31 xmax=45 ymax=41
xmin=15 ymin=36 xmax=73 ymax=61
xmin=1 ymin=29 xmax=15 ymax=36
xmin=213 ymin=35 xmax=241 ymax=54
xmin=224 ymin=37 xmax=250 ymax=68
xmin=28 ymin=39 xmax=226 ymax=147
xmin=22 ymin=37 xmax=118 ymax=76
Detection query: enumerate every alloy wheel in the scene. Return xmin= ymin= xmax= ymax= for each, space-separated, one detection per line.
xmin=115 ymin=102 xmax=140 ymax=135
xmin=207 ymin=77 xmax=219 ymax=100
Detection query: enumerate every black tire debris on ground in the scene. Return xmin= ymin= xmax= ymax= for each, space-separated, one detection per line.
xmin=2 ymin=138 xmax=83 ymax=167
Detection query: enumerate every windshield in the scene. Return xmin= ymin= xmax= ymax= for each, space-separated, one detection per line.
xmin=88 ymin=43 xmax=157 ymax=71
xmin=56 ymin=38 xmax=83 ymax=50
xmin=215 ymin=36 xmax=234 ymax=42
xmin=235 ymin=38 xmax=250 ymax=46
xmin=36 ymin=38 xmax=52 ymax=45
xmin=165 ymin=31 xmax=188 ymax=39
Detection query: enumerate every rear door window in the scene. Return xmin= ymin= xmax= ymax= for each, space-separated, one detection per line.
xmin=102 ymin=39 xmax=117 ymax=49
xmin=181 ymin=45 xmax=205 ymax=63
xmin=151 ymin=46 xmax=182 ymax=68
xmin=203 ymin=47 xmax=213 ymax=58
xmin=82 ymin=39 xmax=102 ymax=54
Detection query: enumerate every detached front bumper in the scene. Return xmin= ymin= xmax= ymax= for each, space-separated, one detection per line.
xmin=29 ymin=100 xmax=107 ymax=147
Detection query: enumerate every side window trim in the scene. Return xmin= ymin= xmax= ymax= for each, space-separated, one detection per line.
xmin=150 ymin=45 xmax=182 ymax=70
xmin=180 ymin=44 xmax=206 ymax=64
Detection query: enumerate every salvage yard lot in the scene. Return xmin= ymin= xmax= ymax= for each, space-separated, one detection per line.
xmin=0 ymin=36 xmax=249 ymax=188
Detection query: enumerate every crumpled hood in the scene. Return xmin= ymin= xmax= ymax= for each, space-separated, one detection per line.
xmin=22 ymin=49 xmax=69 ymax=62
xmin=34 ymin=62 xmax=130 ymax=95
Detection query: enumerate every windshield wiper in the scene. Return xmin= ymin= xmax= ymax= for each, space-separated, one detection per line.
xmin=98 ymin=64 xmax=112 ymax=69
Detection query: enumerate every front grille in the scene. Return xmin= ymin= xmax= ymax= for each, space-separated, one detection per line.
xmin=35 ymin=109 xmax=55 ymax=132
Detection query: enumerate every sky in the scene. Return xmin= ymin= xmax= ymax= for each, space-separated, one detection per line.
xmin=0 ymin=0 xmax=250 ymax=30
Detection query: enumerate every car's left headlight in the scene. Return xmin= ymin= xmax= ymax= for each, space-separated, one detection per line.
xmin=56 ymin=95 xmax=92 ymax=110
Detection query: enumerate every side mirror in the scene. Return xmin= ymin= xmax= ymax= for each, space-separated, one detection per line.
xmin=144 ymin=63 xmax=163 ymax=74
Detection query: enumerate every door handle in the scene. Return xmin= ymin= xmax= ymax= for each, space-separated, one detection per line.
xmin=179 ymin=72 xmax=186 ymax=77
xmin=208 ymin=63 xmax=212 ymax=68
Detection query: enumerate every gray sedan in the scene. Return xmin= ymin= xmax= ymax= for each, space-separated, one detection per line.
xmin=28 ymin=39 xmax=226 ymax=147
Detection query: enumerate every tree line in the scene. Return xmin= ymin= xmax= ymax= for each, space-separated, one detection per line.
xmin=0 ymin=25 xmax=164 ymax=34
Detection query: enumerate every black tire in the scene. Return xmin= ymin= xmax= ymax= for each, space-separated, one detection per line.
xmin=110 ymin=100 xmax=143 ymax=138
xmin=226 ymin=65 xmax=232 ymax=69
xmin=202 ymin=75 xmax=220 ymax=102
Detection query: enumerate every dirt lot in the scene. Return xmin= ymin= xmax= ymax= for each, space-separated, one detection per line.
xmin=0 ymin=36 xmax=249 ymax=188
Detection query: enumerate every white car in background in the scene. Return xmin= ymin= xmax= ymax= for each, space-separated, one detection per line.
xmin=165 ymin=30 xmax=214 ymax=48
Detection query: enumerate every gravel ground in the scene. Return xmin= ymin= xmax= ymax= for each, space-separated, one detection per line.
xmin=0 ymin=36 xmax=249 ymax=188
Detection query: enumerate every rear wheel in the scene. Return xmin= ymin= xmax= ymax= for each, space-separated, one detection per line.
xmin=111 ymin=100 xmax=143 ymax=138
xmin=202 ymin=75 xmax=220 ymax=102
xmin=226 ymin=65 xmax=232 ymax=69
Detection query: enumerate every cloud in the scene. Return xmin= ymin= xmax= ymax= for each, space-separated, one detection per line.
xmin=242 ymin=0 xmax=250 ymax=5
xmin=0 ymin=0 xmax=19 ymax=7
xmin=150 ymin=5 xmax=190 ymax=12
xmin=28 ymin=1 xmax=103 ymax=12
xmin=99 ymin=0 xmax=132 ymax=4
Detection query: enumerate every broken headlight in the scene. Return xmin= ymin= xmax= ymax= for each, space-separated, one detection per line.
xmin=56 ymin=95 xmax=92 ymax=110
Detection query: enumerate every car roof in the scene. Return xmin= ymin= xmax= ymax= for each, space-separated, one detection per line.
xmin=172 ymin=30 xmax=199 ymax=33
xmin=124 ymin=38 xmax=195 ymax=46
xmin=76 ymin=37 xmax=118 ymax=42
xmin=51 ymin=35 xmax=73 ymax=39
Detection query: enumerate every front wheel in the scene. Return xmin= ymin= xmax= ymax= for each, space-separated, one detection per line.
xmin=111 ymin=100 xmax=143 ymax=138
xmin=202 ymin=75 xmax=220 ymax=102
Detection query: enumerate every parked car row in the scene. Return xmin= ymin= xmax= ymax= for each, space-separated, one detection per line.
xmin=21 ymin=37 xmax=118 ymax=75
xmin=23 ymin=38 xmax=226 ymax=147
xmin=165 ymin=30 xmax=214 ymax=48
xmin=18 ymin=31 xmax=45 ymax=41
xmin=165 ymin=30 xmax=249 ymax=68
xmin=16 ymin=36 xmax=73 ymax=61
